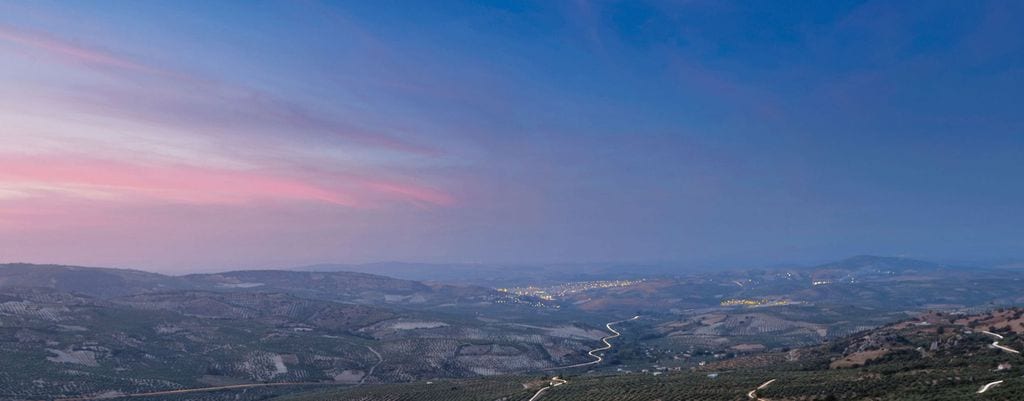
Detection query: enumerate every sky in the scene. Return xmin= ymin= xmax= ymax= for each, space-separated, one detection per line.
xmin=0 ymin=1 xmax=1022 ymax=272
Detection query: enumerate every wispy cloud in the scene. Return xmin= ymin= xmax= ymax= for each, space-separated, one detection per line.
xmin=0 ymin=21 xmax=457 ymax=213
xmin=0 ymin=155 xmax=360 ymax=206
xmin=0 ymin=24 xmax=172 ymax=76
xmin=0 ymin=23 xmax=439 ymax=157
xmin=0 ymin=154 xmax=456 ymax=208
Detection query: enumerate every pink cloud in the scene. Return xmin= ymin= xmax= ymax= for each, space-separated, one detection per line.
xmin=0 ymin=155 xmax=457 ymax=208
xmin=363 ymin=180 xmax=456 ymax=207
xmin=0 ymin=155 xmax=360 ymax=207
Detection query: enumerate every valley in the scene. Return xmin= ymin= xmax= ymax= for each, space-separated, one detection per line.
xmin=3 ymin=256 xmax=1024 ymax=400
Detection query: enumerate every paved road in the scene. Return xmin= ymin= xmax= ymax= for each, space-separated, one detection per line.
xmin=978 ymin=380 xmax=1004 ymax=394
xmin=746 ymin=379 xmax=775 ymax=400
xmin=975 ymin=331 xmax=1019 ymax=395
xmin=982 ymin=331 xmax=1020 ymax=354
xmin=527 ymin=377 xmax=568 ymax=401
xmin=546 ymin=315 xmax=640 ymax=370
xmin=529 ymin=316 xmax=639 ymax=400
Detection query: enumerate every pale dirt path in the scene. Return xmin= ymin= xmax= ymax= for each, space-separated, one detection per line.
xmin=747 ymin=378 xmax=776 ymax=400
xmin=983 ymin=331 xmax=1020 ymax=354
xmin=978 ymin=380 xmax=1004 ymax=394
xmin=544 ymin=316 xmax=640 ymax=370
xmin=527 ymin=377 xmax=567 ymax=401
xmin=359 ymin=345 xmax=384 ymax=385
xmin=528 ymin=316 xmax=640 ymax=400
xmin=975 ymin=331 xmax=1018 ymax=395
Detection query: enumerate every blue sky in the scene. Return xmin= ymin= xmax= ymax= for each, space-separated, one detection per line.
xmin=0 ymin=1 xmax=1021 ymax=270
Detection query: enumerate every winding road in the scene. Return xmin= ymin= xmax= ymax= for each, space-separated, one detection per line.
xmin=527 ymin=377 xmax=568 ymax=401
xmin=982 ymin=331 xmax=1020 ymax=354
xmin=978 ymin=380 xmax=1004 ymax=394
xmin=746 ymin=379 xmax=775 ymax=400
xmin=359 ymin=345 xmax=384 ymax=385
xmin=546 ymin=315 xmax=640 ymax=370
xmin=975 ymin=331 xmax=1020 ymax=395
xmin=528 ymin=316 xmax=639 ymax=400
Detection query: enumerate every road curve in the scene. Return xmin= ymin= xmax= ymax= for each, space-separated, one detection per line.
xmin=746 ymin=379 xmax=775 ymax=400
xmin=982 ymin=331 xmax=1020 ymax=354
xmin=527 ymin=377 xmax=568 ymax=401
xmin=978 ymin=380 xmax=1004 ymax=394
xmin=359 ymin=345 xmax=384 ymax=385
xmin=545 ymin=316 xmax=640 ymax=371
xmin=975 ymin=331 xmax=1018 ymax=396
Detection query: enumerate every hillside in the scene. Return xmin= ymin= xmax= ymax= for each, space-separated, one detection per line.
xmin=0 ymin=264 xmax=188 ymax=298
xmin=5 ymin=257 xmax=1024 ymax=400
xmin=0 ymin=264 xmax=507 ymax=308
xmin=0 ymin=265 xmax=608 ymax=400
xmin=266 ymin=308 xmax=1024 ymax=401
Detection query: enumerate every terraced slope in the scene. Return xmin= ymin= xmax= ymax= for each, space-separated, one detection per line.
xmin=269 ymin=308 xmax=1024 ymax=401
xmin=0 ymin=287 xmax=603 ymax=400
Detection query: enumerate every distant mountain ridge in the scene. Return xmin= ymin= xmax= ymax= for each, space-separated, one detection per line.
xmin=0 ymin=263 xmax=189 ymax=298
xmin=0 ymin=263 xmax=500 ymax=308
xmin=813 ymin=255 xmax=959 ymax=272
xmin=0 ymin=255 xmax=977 ymax=297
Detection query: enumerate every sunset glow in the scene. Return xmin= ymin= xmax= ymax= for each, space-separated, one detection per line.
xmin=1 ymin=1 xmax=1021 ymax=270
